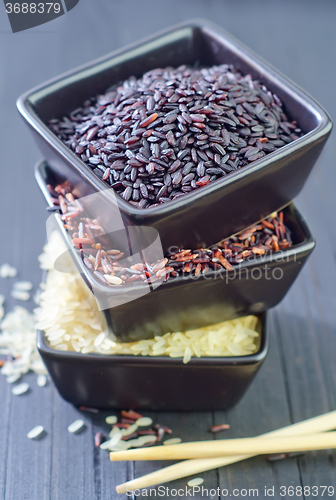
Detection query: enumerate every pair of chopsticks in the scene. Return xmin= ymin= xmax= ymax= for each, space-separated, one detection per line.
xmin=114 ymin=410 xmax=336 ymax=493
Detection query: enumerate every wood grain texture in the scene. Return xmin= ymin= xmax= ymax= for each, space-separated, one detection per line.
xmin=215 ymin=312 xmax=303 ymax=498
xmin=0 ymin=0 xmax=335 ymax=498
xmin=134 ymin=412 xmax=217 ymax=499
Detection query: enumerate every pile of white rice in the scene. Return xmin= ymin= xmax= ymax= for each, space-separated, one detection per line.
xmin=35 ymin=232 xmax=260 ymax=363
xmin=0 ymin=306 xmax=47 ymax=382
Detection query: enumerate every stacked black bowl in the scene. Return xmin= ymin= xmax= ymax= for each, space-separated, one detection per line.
xmin=18 ymin=21 xmax=332 ymax=410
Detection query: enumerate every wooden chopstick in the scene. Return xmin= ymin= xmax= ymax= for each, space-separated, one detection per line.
xmin=115 ymin=410 xmax=336 ymax=493
xmin=111 ymin=431 xmax=336 ymax=461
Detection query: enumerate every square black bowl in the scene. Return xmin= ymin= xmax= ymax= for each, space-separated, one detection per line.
xmin=36 ymin=159 xmax=315 ymax=343
xmin=37 ymin=313 xmax=268 ymax=411
xmin=18 ymin=20 xmax=331 ymax=254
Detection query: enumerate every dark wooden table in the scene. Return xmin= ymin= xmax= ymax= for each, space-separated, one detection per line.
xmin=0 ymin=1 xmax=335 ymax=498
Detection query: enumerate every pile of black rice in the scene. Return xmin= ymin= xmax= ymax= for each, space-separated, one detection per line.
xmin=49 ymin=64 xmax=302 ymax=208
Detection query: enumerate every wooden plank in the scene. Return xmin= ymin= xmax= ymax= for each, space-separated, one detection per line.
xmin=215 ymin=311 xmax=303 ymax=498
xmin=49 ymin=400 xmax=125 ymax=500
xmin=3 ymin=372 xmax=53 ymax=500
xmin=88 ymin=410 xmax=130 ymax=500
xmin=0 ymin=376 xmax=12 ymax=499
xmin=133 ymin=411 xmax=218 ymax=498
xmin=273 ymin=183 xmax=336 ymax=492
xmin=272 ymin=7 xmax=336 ymax=480
xmin=0 ymin=1 xmax=335 ymax=498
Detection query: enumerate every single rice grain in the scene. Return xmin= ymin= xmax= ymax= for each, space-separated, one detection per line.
xmin=27 ymin=425 xmax=45 ymax=440
xmin=12 ymin=382 xmax=29 ymax=395
xmin=187 ymin=478 xmax=204 ymax=487
xmin=68 ymin=419 xmax=85 ymax=434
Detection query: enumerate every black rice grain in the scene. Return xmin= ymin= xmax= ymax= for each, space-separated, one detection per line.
xmin=49 ymin=64 xmax=302 ymax=209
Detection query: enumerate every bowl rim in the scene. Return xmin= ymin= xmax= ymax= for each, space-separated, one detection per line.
xmin=19 ymin=19 xmax=332 ymax=219
xmin=35 ymin=159 xmax=316 ymax=296
xmin=36 ymin=311 xmax=269 ymax=366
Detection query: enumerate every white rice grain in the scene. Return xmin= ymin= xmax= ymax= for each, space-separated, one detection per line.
xmin=68 ymin=419 xmax=85 ymax=434
xmin=37 ymin=374 xmax=48 ymax=387
xmin=105 ymin=415 xmax=118 ymax=425
xmin=187 ymin=478 xmax=204 ymax=487
xmin=94 ymin=330 xmax=108 ymax=347
xmin=136 ymin=435 xmax=157 ymax=445
xmin=183 ymin=346 xmax=192 ymax=364
xmin=13 ymin=281 xmax=33 ymax=291
xmin=12 ymin=382 xmax=29 ymax=395
xmin=163 ymin=437 xmax=182 ymax=445
xmin=7 ymin=266 xmax=17 ymax=278
xmin=135 ymin=417 xmax=153 ymax=427
xmin=120 ymin=423 xmax=138 ymax=436
xmin=108 ymin=441 xmax=131 ymax=452
xmin=10 ymin=290 xmax=30 ymax=301
xmin=0 ymin=303 xmax=46 ymax=383
xmin=124 ymin=438 xmax=142 ymax=448
xmin=6 ymin=373 xmax=22 ymax=384
xmin=100 ymin=427 xmax=122 ymax=449
xmin=27 ymin=425 xmax=44 ymax=440
xmin=103 ymin=275 xmax=123 ymax=285
xmin=0 ymin=264 xmax=17 ymax=278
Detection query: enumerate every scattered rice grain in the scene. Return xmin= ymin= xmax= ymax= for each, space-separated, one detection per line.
xmin=105 ymin=415 xmax=118 ymax=425
xmin=163 ymin=437 xmax=182 ymax=445
xmin=135 ymin=417 xmax=153 ymax=427
xmin=13 ymin=281 xmax=33 ymax=291
xmin=10 ymin=290 xmax=30 ymax=301
xmin=136 ymin=435 xmax=157 ymax=445
xmin=120 ymin=423 xmax=138 ymax=436
xmin=0 ymin=264 xmax=17 ymax=278
xmin=68 ymin=419 xmax=85 ymax=434
xmin=109 ymin=441 xmax=131 ymax=452
xmin=6 ymin=373 xmax=21 ymax=384
xmin=100 ymin=427 xmax=122 ymax=449
xmin=187 ymin=478 xmax=204 ymax=487
xmin=122 ymin=438 xmax=142 ymax=448
xmin=12 ymin=382 xmax=29 ymax=395
xmin=27 ymin=425 xmax=44 ymax=440
xmin=37 ymin=374 xmax=48 ymax=387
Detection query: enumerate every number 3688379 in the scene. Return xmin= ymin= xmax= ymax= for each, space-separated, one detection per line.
xmin=5 ymin=3 xmax=61 ymax=14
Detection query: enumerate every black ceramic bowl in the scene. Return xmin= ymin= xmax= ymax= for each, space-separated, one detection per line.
xmin=18 ymin=20 xmax=331 ymax=254
xmin=36 ymin=159 xmax=315 ymax=342
xmin=37 ymin=313 xmax=268 ymax=411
